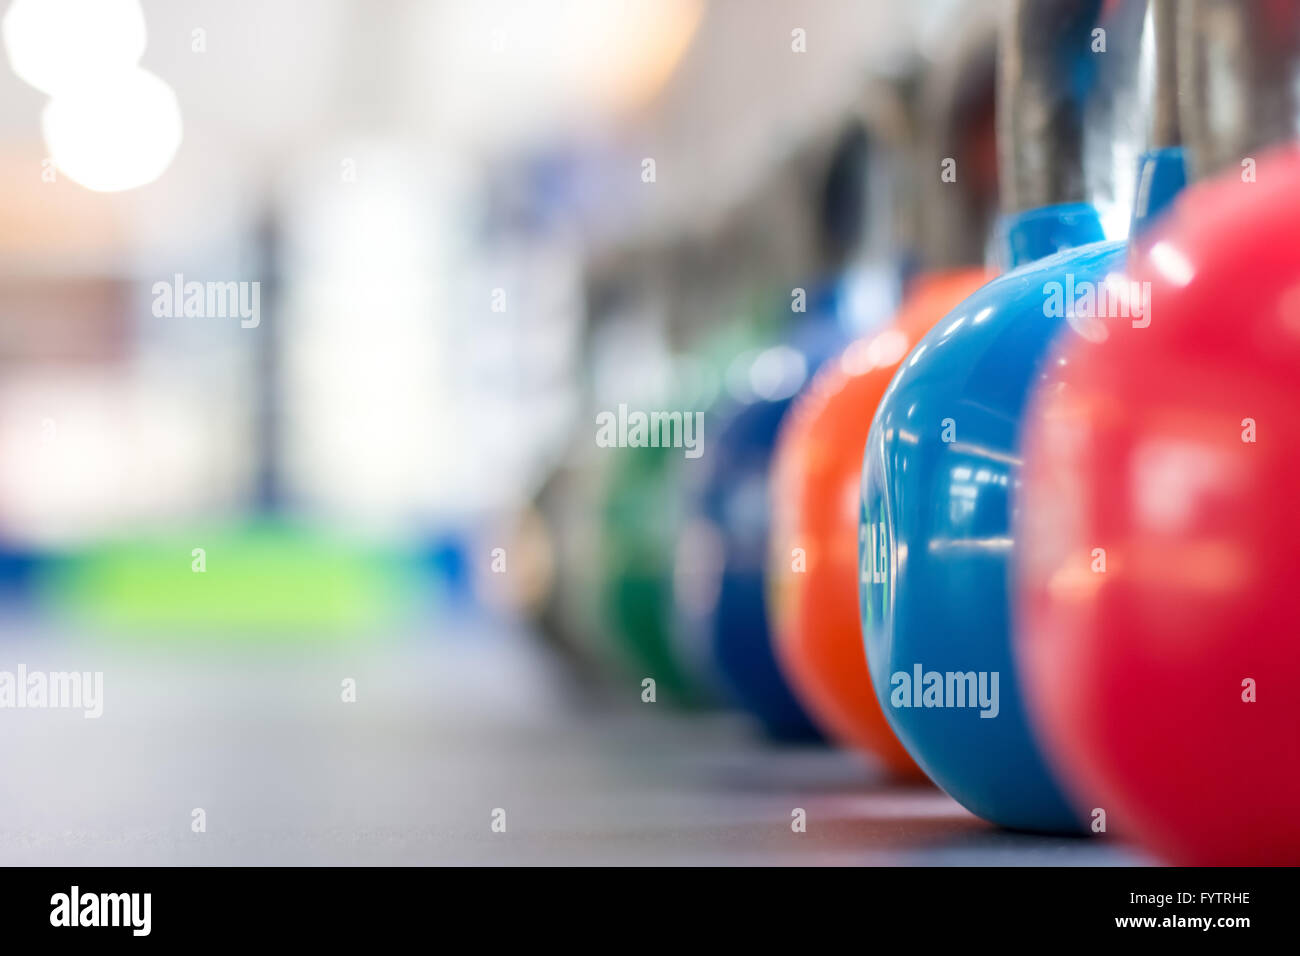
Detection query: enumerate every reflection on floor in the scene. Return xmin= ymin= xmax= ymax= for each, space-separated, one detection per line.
xmin=0 ymin=613 xmax=1146 ymax=866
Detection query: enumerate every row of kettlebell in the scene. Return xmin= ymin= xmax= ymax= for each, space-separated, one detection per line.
xmin=536 ymin=0 xmax=1298 ymax=866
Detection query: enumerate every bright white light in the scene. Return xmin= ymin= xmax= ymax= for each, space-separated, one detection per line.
xmin=1149 ymin=240 xmax=1196 ymax=288
xmin=867 ymin=329 xmax=909 ymax=367
xmin=749 ymin=346 xmax=807 ymax=401
xmin=3 ymin=0 xmax=146 ymax=95
xmin=42 ymin=68 xmax=182 ymax=192
xmin=1098 ymin=200 xmax=1131 ymax=242
xmin=840 ymin=264 xmax=899 ymax=335
xmin=841 ymin=328 xmax=908 ymax=376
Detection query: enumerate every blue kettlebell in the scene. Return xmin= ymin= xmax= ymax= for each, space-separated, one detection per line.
xmin=680 ymin=268 xmax=897 ymax=738
xmin=674 ymin=121 xmax=903 ymax=738
xmin=859 ymin=0 xmax=1181 ymax=831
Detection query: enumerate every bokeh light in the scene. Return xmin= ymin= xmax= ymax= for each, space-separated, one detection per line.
xmin=41 ymin=67 xmax=183 ymax=193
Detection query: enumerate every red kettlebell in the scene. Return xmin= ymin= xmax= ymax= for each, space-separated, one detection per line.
xmin=1016 ymin=0 xmax=1300 ymax=864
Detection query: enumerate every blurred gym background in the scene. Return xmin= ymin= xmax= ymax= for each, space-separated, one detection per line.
xmin=0 ymin=0 xmax=1142 ymax=864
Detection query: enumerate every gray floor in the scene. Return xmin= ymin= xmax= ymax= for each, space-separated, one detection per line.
xmin=0 ymin=614 xmax=1148 ymax=866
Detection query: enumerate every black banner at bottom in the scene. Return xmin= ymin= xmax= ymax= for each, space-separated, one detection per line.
xmin=0 ymin=864 xmax=1283 ymax=942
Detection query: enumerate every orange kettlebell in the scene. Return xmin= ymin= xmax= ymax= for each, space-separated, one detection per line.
xmin=769 ymin=270 xmax=991 ymax=775
xmin=767 ymin=14 xmax=999 ymax=775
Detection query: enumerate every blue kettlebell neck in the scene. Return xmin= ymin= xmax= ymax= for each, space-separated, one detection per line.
xmin=1128 ymin=145 xmax=1188 ymax=239
xmin=993 ymin=203 xmax=1107 ymax=270
xmin=992 ymin=145 xmax=1190 ymax=272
